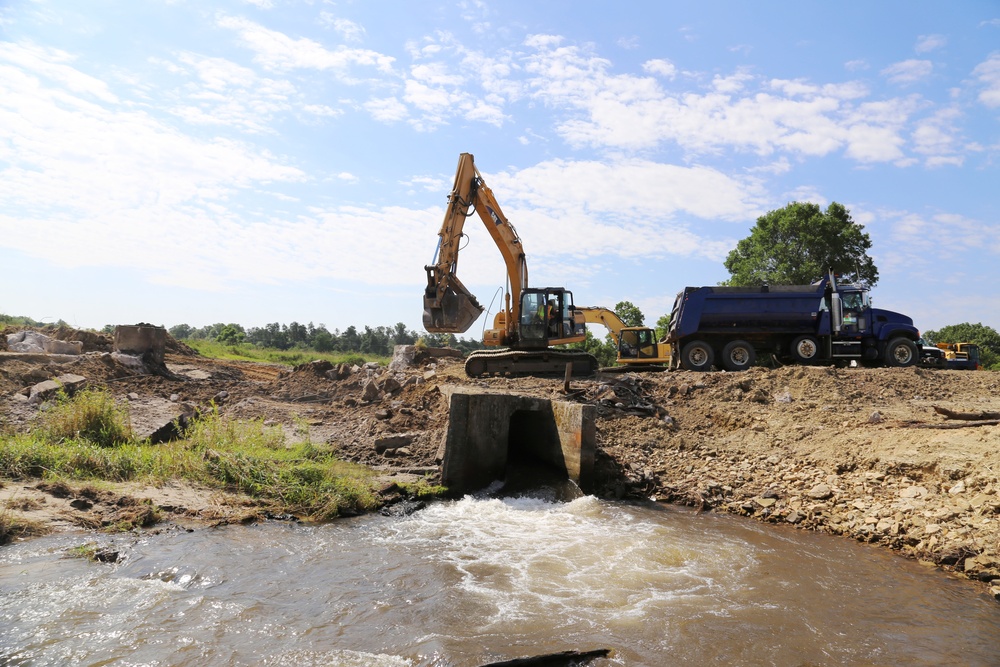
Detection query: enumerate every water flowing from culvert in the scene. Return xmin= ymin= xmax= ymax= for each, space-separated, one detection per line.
xmin=3 ymin=495 xmax=1000 ymax=666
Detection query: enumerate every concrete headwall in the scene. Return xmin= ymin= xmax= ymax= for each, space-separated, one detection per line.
xmin=113 ymin=325 xmax=167 ymax=364
xmin=440 ymin=389 xmax=596 ymax=495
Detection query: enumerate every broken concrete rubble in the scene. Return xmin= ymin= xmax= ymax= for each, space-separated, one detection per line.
xmin=7 ymin=331 xmax=83 ymax=355
xmin=22 ymin=373 xmax=87 ymax=404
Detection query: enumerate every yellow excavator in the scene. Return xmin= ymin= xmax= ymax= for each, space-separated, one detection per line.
xmin=578 ymin=307 xmax=671 ymax=371
xmin=422 ymin=153 xmax=599 ymax=377
xmin=934 ymin=342 xmax=981 ymax=370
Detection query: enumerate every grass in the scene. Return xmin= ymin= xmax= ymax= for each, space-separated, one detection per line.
xmin=0 ymin=391 xmax=441 ymax=524
xmin=42 ymin=388 xmax=133 ymax=447
xmin=183 ymin=339 xmax=385 ymax=368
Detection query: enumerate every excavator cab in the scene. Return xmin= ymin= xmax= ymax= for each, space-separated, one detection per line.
xmin=518 ymin=288 xmax=584 ymax=347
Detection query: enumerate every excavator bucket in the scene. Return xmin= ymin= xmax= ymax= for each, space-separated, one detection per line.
xmin=423 ymin=268 xmax=485 ymax=333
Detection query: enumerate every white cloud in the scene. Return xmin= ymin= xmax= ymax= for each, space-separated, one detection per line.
xmin=972 ymin=53 xmax=1000 ymax=108
xmin=642 ymin=58 xmax=676 ymax=79
xmin=363 ymin=96 xmax=408 ymax=122
xmin=481 ymin=158 xmax=765 ymax=265
xmin=0 ymin=41 xmax=118 ymax=103
xmin=517 ymin=39 xmax=929 ymax=164
xmin=912 ymin=107 xmax=963 ymax=165
xmin=915 ymin=34 xmax=946 ymax=53
xmin=880 ymin=59 xmax=933 ymax=85
xmin=217 ymin=15 xmax=395 ymax=75
xmin=331 ymin=17 xmax=366 ymax=43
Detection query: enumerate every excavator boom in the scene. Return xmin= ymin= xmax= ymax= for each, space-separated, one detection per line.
xmin=422 ymin=153 xmax=527 ymax=336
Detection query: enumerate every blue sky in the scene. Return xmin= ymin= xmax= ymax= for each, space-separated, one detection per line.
xmin=1 ymin=1 xmax=999 ymax=338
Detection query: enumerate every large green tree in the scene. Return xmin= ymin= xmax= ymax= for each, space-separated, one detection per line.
xmin=614 ymin=301 xmax=645 ymax=327
xmin=724 ymin=202 xmax=878 ymax=287
xmin=923 ymin=322 xmax=1000 ymax=370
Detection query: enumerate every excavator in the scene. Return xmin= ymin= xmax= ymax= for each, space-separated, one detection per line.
xmin=577 ymin=307 xmax=672 ymax=371
xmin=934 ymin=342 xmax=981 ymax=370
xmin=422 ymin=153 xmax=599 ymax=377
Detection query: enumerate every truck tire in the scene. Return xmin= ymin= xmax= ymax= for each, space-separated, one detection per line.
xmin=680 ymin=340 xmax=714 ymax=372
xmin=884 ymin=337 xmax=917 ymax=367
xmin=790 ymin=335 xmax=820 ymax=364
xmin=721 ymin=340 xmax=756 ymax=372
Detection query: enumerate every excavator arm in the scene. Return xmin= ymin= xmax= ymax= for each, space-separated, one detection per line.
xmin=578 ymin=307 xmax=629 ymax=345
xmin=423 ymin=153 xmax=527 ymax=337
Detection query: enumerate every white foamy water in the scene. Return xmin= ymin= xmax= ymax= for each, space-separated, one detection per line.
xmin=3 ymin=496 xmax=1000 ymax=666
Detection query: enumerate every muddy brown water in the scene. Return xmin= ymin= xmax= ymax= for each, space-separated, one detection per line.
xmin=2 ymin=494 xmax=1000 ymax=666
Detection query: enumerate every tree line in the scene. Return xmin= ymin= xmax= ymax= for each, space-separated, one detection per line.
xmin=166 ymin=321 xmax=484 ymax=357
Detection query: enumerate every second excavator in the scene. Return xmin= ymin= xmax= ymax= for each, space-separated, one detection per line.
xmin=422 ymin=153 xmax=598 ymax=377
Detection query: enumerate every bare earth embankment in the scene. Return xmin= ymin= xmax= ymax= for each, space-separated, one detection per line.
xmin=2 ymin=327 xmax=999 ymax=598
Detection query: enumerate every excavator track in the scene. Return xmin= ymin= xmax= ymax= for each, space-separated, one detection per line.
xmin=465 ymin=349 xmax=598 ymax=378
xmin=597 ymin=364 xmax=671 ymax=374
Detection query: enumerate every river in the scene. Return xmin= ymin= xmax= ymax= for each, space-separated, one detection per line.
xmin=2 ymin=493 xmax=999 ymax=666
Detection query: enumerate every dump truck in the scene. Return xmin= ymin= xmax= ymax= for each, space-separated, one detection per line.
xmin=665 ymin=273 xmax=921 ymax=371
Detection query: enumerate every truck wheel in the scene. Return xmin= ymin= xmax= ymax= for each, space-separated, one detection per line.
xmin=721 ymin=340 xmax=756 ymax=372
xmin=681 ymin=340 xmax=714 ymax=372
xmin=791 ymin=335 xmax=820 ymax=364
xmin=884 ymin=337 xmax=917 ymax=367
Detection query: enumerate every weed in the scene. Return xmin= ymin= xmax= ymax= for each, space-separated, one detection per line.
xmin=67 ymin=542 xmax=100 ymax=561
xmin=41 ymin=389 xmax=133 ymax=447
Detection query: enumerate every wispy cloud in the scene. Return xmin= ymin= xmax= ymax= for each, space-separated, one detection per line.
xmin=880 ymin=59 xmax=933 ymax=85
xmin=915 ymin=34 xmax=946 ymax=53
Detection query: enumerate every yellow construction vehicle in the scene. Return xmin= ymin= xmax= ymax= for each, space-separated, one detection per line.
xmin=578 ymin=307 xmax=671 ymax=371
xmin=934 ymin=342 xmax=981 ymax=370
xmin=422 ymin=153 xmax=598 ymax=377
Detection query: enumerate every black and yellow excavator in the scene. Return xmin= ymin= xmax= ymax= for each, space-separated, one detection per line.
xmin=422 ymin=153 xmax=599 ymax=377
xmin=577 ymin=307 xmax=672 ymax=371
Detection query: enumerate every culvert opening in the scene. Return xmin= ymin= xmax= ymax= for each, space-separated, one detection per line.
xmin=504 ymin=408 xmax=570 ymax=493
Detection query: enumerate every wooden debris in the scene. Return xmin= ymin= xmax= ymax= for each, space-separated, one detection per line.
xmin=932 ymin=405 xmax=1000 ymax=421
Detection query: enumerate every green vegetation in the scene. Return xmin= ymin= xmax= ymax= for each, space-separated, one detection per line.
xmin=924 ymin=322 xmax=1000 ymax=370
xmin=0 ymin=390 xmax=438 ymax=522
xmin=0 ymin=313 xmax=61 ymax=328
xmin=184 ymin=338 xmax=375 ymax=368
xmin=724 ymin=202 xmax=878 ymax=287
xmin=42 ymin=389 xmax=133 ymax=447
xmin=171 ymin=320 xmax=484 ymax=358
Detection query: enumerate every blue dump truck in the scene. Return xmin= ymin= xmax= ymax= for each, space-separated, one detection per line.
xmin=666 ymin=273 xmax=921 ymax=372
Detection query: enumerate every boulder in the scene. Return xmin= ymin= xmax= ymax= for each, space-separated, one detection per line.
xmin=388 ymin=345 xmax=416 ymax=372
xmin=7 ymin=331 xmax=83 ymax=355
xmin=374 ymin=433 xmax=417 ymax=454
xmin=380 ymin=375 xmax=402 ymax=395
xmin=25 ymin=374 xmax=87 ymax=403
xmin=807 ymin=483 xmax=833 ymax=500
xmin=361 ymin=380 xmax=382 ymax=403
